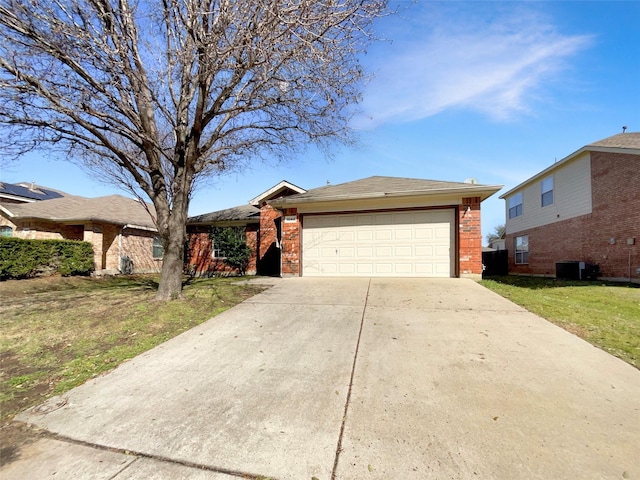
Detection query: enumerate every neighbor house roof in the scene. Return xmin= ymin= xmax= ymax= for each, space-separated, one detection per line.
xmin=0 ymin=194 xmax=157 ymax=230
xmin=588 ymin=132 xmax=640 ymax=149
xmin=187 ymin=204 xmax=260 ymax=225
xmin=0 ymin=181 xmax=68 ymax=203
xmin=270 ymin=176 xmax=502 ymax=206
xmin=500 ymin=132 xmax=640 ymax=199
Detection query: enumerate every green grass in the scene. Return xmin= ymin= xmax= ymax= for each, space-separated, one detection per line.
xmin=0 ymin=275 xmax=267 ymax=423
xmin=480 ymin=276 xmax=640 ymax=368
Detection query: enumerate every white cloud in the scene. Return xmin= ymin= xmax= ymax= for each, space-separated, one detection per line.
xmin=353 ymin=5 xmax=593 ymax=129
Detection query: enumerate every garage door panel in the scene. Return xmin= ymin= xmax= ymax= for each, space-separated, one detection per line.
xmin=357 ymin=264 xmax=374 ymax=274
xmin=375 ymin=263 xmax=393 ymax=274
xmin=356 ymin=215 xmax=374 ymax=226
xmin=303 ymin=209 xmax=454 ymax=277
xmin=394 ymin=246 xmax=412 ymax=257
xmin=414 ymin=228 xmax=433 ymax=239
xmin=375 ymin=229 xmax=393 ymax=241
xmin=394 ymin=228 xmax=412 ymax=240
xmin=415 ymin=263 xmax=434 ymax=274
xmin=415 ymin=245 xmax=433 ymax=256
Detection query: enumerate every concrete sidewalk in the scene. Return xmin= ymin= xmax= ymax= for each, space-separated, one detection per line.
xmin=3 ymin=278 xmax=640 ymax=479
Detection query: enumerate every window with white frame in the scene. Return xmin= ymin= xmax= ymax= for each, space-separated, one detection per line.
xmin=541 ymin=176 xmax=554 ymax=207
xmin=152 ymin=236 xmax=164 ymax=259
xmin=515 ymin=235 xmax=529 ymax=264
xmin=508 ymin=192 xmax=523 ymax=219
xmin=0 ymin=226 xmax=13 ymax=237
xmin=212 ymin=238 xmax=224 ymax=259
xmin=211 ymin=226 xmax=246 ymax=259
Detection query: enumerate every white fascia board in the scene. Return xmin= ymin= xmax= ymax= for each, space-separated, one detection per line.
xmin=499 ymin=144 xmax=640 ymax=200
xmin=248 ymin=180 xmax=307 ymax=206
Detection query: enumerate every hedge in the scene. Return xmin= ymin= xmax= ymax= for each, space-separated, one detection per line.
xmin=0 ymin=237 xmax=94 ymax=279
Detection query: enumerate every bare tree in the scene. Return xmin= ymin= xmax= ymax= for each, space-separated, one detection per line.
xmin=486 ymin=224 xmax=506 ymax=245
xmin=0 ymin=0 xmax=386 ymax=299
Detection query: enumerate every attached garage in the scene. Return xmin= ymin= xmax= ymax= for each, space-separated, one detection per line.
xmin=269 ymin=176 xmax=502 ymax=279
xmin=302 ymin=209 xmax=455 ymax=277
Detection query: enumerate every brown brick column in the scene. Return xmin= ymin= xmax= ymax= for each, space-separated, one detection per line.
xmin=281 ymin=208 xmax=300 ymax=276
xmin=458 ymin=197 xmax=482 ymax=277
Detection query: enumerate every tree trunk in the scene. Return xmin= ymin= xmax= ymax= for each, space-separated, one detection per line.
xmin=154 ymin=187 xmax=190 ymax=301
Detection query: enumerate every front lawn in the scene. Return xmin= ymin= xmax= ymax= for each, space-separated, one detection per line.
xmin=0 ymin=275 xmax=267 ymax=424
xmin=480 ymin=276 xmax=640 ymax=369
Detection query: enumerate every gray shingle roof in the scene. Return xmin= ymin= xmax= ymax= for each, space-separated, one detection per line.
xmin=187 ymin=204 xmax=260 ymax=224
xmin=588 ymin=132 xmax=640 ymax=149
xmin=1 ymin=194 xmax=157 ymax=230
xmin=272 ymin=176 xmax=501 ymax=204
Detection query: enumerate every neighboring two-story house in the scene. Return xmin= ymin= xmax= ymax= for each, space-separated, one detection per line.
xmin=500 ymin=132 xmax=640 ymax=282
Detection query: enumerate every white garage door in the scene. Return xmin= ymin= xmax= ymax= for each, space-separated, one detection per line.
xmin=302 ymin=209 xmax=455 ymax=277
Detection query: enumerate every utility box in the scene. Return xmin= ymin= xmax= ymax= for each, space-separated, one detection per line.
xmin=556 ymin=261 xmax=581 ymax=280
xmin=556 ymin=261 xmax=599 ymax=280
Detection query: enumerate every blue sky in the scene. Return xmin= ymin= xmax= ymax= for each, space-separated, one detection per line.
xmin=1 ymin=1 xmax=639 ymax=243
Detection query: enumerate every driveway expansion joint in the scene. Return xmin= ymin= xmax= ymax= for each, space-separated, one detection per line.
xmin=331 ymin=278 xmax=371 ymax=480
xmin=39 ymin=430 xmax=281 ymax=480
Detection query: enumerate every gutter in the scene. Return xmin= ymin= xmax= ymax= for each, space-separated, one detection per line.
xmin=270 ymin=185 xmax=503 ymax=207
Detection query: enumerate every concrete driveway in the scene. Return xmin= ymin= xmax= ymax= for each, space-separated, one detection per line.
xmin=4 ymin=278 xmax=639 ymax=479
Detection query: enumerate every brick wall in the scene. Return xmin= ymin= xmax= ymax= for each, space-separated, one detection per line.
xmin=281 ymin=208 xmax=300 ymax=276
xmin=185 ymin=224 xmax=258 ymax=276
xmin=458 ymin=197 xmax=483 ymax=276
xmin=0 ymin=215 xmax=162 ymax=274
xmin=0 ymin=216 xmax=84 ymax=240
xmin=506 ymin=151 xmax=639 ymax=281
xmin=121 ymin=228 xmax=162 ymax=274
xmin=258 ymin=204 xmax=282 ymax=276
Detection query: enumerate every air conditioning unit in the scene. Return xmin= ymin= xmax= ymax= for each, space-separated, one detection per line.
xmin=556 ymin=261 xmax=599 ymax=280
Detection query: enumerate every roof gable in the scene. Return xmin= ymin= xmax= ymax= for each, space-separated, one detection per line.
xmin=248 ymin=180 xmax=306 ymax=206
xmin=500 ymin=132 xmax=640 ymax=199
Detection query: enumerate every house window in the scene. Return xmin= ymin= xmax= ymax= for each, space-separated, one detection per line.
xmin=541 ymin=176 xmax=554 ymax=207
xmin=508 ymin=192 xmax=523 ymax=219
xmin=0 ymin=226 xmax=12 ymax=237
xmin=515 ymin=235 xmax=529 ymax=264
xmin=212 ymin=239 xmax=224 ymax=259
xmin=211 ymin=226 xmax=246 ymax=259
xmin=152 ymin=236 xmax=164 ymax=259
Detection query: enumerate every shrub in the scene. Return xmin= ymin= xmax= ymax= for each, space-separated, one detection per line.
xmin=0 ymin=237 xmax=94 ymax=279
xmin=209 ymin=226 xmax=252 ymax=275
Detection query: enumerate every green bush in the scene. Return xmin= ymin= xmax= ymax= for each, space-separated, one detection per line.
xmin=209 ymin=226 xmax=252 ymax=275
xmin=0 ymin=237 xmax=94 ymax=279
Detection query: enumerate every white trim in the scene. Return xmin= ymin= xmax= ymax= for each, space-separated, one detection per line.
xmin=248 ymin=180 xmax=306 ymax=206
xmin=500 ymin=144 xmax=640 ymax=199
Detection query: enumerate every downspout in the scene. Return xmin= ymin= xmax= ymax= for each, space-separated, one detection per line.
xmin=118 ymin=227 xmax=123 ymax=272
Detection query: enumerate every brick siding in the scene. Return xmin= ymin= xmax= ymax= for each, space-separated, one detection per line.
xmin=258 ymin=204 xmax=282 ymax=276
xmin=281 ymin=208 xmax=300 ymax=276
xmin=0 ymin=215 xmax=162 ymax=274
xmin=458 ymin=197 xmax=483 ymax=276
xmin=506 ymin=151 xmax=639 ymax=281
xmin=185 ymin=225 xmax=258 ymax=276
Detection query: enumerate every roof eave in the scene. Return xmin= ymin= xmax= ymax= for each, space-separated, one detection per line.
xmin=499 ymin=144 xmax=640 ymax=199
xmin=270 ymin=185 xmax=503 ymax=207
